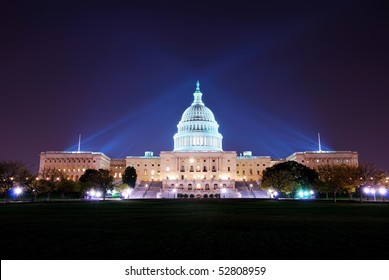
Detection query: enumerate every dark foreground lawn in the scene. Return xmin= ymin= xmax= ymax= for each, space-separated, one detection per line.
xmin=1 ymin=199 xmax=389 ymax=260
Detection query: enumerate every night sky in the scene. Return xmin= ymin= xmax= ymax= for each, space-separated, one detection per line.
xmin=1 ymin=0 xmax=388 ymax=173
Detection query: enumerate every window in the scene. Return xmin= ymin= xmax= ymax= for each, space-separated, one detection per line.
xmin=190 ymin=166 xmax=194 ymax=172
xmin=228 ymin=167 xmax=230 ymax=171
xmin=144 ymin=169 xmax=147 ymax=175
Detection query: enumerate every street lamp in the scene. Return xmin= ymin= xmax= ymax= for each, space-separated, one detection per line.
xmin=172 ymin=188 xmax=177 ymax=199
xmin=370 ymin=189 xmax=377 ymax=201
xmin=268 ymin=189 xmax=278 ymax=198
xmin=221 ymin=188 xmax=227 ymax=198
xmin=14 ymin=187 xmax=22 ymax=200
xmin=363 ymin=187 xmax=370 ymax=200
xmin=379 ymin=187 xmax=387 ymax=201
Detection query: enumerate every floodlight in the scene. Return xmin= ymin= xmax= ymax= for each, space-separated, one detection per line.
xmin=14 ymin=187 xmax=22 ymax=195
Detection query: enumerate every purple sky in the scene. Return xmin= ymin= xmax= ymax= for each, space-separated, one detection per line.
xmin=1 ymin=0 xmax=388 ymax=173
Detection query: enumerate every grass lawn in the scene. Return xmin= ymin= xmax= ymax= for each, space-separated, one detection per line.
xmin=1 ymin=199 xmax=389 ymax=260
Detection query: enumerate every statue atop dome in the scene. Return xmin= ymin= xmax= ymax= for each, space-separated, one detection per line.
xmin=192 ymin=80 xmax=204 ymax=106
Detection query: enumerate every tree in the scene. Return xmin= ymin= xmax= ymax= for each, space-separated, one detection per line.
xmin=359 ymin=163 xmax=386 ymax=188
xmin=24 ymin=176 xmax=43 ymax=202
xmin=358 ymin=163 xmax=386 ymax=202
xmin=39 ymin=168 xmax=68 ymax=201
xmin=57 ymin=179 xmax=79 ymax=199
xmin=113 ymin=183 xmax=129 ymax=195
xmin=0 ymin=160 xmax=31 ymax=204
xmin=262 ymin=161 xmax=319 ymax=197
xmin=261 ymin=169 xmax=295 ymax=194
xmin=122 ymin=166 xmax=137 ymax=188
xmin=317 ymin=164 xmax=361 ymax=202
xmin=79 ymin=169 xmax=114 ymax=201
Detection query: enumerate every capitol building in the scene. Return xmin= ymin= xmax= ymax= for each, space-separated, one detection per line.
xmin=39 ymin=81 xmax=358 ymax=198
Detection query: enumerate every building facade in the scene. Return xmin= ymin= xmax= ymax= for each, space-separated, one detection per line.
xmin=38 ymin=81 xmax=359 ymax=197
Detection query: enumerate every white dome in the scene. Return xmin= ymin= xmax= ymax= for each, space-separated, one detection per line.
xmin=173 ymin=81 xmax=223 ymax=151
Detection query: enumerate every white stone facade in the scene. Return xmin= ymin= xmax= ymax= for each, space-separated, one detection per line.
xmin=39 ymin=151 xmax=111 ymax=180
xmin=286 ymin=151 xmax=359 ymax=170
xmin=38 ymin=81 xmax=359 ymax=197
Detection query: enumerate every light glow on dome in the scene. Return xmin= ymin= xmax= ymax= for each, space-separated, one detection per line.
xmin=173 ymin=81 xmax=223 ymax=151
